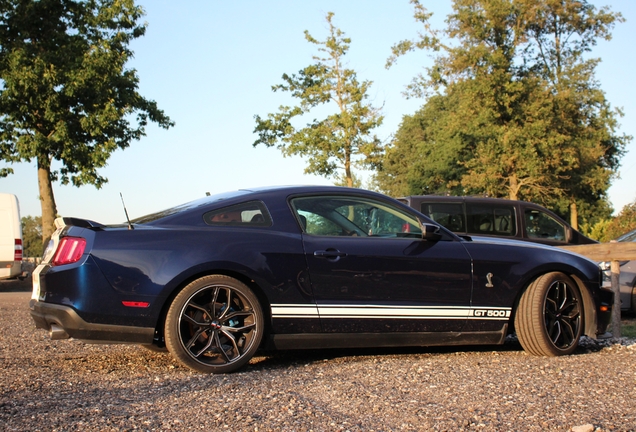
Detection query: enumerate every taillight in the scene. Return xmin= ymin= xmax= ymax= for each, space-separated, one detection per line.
xmin=51 ymin=237 xmax=86 ymax=266
xmin=14 ymin=239 xmax=23 ymax=261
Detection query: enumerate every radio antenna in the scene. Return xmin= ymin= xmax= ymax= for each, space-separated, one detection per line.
xmin=120 ymin=193 xmax=134 ymax=230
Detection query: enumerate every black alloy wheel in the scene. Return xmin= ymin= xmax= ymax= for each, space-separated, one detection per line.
xmin=515 ymin=272 xmax=583 ymax=356
xmin=165 ymin=275 xmax=264 ymax=373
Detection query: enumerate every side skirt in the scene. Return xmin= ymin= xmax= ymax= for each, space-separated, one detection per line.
xmin=268 ymin=325 xmax=508 ymax=350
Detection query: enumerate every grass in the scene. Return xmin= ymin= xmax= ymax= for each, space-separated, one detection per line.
xmin=618 ymin=315 xmax=636 ymax=338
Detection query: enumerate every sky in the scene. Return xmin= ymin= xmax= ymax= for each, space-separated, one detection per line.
xmin=1 ymin=0 xmax=635 ymax=224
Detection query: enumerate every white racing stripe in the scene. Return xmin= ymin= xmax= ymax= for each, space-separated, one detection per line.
xmin=271 ymin=305 xmax=320 ymax=318
xmin=271 ymin=304 xmax=512 ymax=320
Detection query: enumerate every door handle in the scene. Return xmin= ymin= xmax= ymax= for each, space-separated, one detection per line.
xmin=314 ymin=249 xmax=347 ymax=260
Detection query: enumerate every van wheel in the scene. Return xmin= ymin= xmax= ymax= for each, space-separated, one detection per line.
xmin=515 ymin=272 xmax=582 ymax=356
xmin=164 ymin=275 xmax=263 ymax=373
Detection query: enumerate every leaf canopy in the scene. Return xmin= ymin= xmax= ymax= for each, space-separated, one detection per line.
xmin=379 ymin=0 xmax=630 ymax=225
xmin=0 ymin=0 xmax=173 ymax=245
xmin=253 ymin=12 xmax=384 ymax=188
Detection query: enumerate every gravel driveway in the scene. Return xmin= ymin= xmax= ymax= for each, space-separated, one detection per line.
xmin=1 ymin=289 xmax=635 ymax=431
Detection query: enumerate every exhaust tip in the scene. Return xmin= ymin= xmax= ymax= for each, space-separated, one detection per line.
xmin=50 ymin=324 xmax=70 ymax=340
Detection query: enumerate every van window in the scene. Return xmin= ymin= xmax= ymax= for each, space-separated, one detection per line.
xmin=421 ymin=203 xmax=465 ymax=233
xmin=466 ymin=204 xmax=516 ymax=236
xmin=524 ymin=209 xmax=566 ymax=242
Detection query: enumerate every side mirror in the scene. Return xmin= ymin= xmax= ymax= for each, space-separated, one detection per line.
xmin=421 ymin=222 xmax=442 ymax=241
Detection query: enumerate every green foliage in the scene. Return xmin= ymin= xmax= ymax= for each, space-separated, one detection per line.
xmin=253 ymin=12 xmax=384 ymax=188
xmin=578 ymin=199 xmax=636 ymax=242
xmin=604 ymin=201 xmax=636 ymax=241
xmin=380 ymin=0 xmax=630 ymax=225
xmin=621 ymin=318 xmax=636 ymax=339
xmin=579 ymin=218 xmax=611 ymax=242
xmin=0 ymin=0 xmax=173 ymax=245
xmin=375 ymin=86 xmax=493 ymax=198
xmin=332 ymin=172 xmax=362 ymax=188
xmin=21 ymin=215 xmax=43 ymax=257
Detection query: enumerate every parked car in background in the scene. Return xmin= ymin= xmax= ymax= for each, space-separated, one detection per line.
xmin=0 ymin=193 xmax=24 ymax=280
xmin=601 ymin=228 xmax=636 ymax=313
xmin=30 ymin=186 xmax=613 ymax=374
xmin=398 ymin=196 xmax=596 ymax=246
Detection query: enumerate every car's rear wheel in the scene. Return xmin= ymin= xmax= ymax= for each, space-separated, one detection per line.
xmin=515 ymin=272 xmax=583 ymax=356
xmin=165 ymin=275 xmax=264 ymax=373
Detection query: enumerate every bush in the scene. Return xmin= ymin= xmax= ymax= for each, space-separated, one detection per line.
xmin=605 ymin=201 xmax=636 ymax=241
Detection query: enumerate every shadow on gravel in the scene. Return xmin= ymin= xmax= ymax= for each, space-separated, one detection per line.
xmin=246 ymin=333 xmax=619 ymax=373
xmin=247 ymin=339 xmax=527 ymax=372
xmin=0 ymin=278 xmax=31 ymax=292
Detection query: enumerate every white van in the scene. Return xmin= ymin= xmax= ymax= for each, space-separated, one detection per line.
xmin=0 ymin=193 xmax=24 ymax=280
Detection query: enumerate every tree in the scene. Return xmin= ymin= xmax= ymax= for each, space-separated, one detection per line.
xmin=21 ymin=215 xmax=42 ymax=257
xmin=0 ymin=0 xmax=173 ymax=247
xmin=382 ymin=0 xmax=629 ymax=227
xmin=253 ymin=12 xmax=383 ymax=188
xmin=374 ymin=91 xmax=470 ymax=197
xmin=604 ymin=200 xmax=636 ymax=241
xmin=522 ymin=0 xmax=628 ymax=228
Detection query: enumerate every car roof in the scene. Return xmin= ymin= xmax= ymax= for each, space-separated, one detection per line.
xmin=617 ymin=228 xmax=636 ymax=243
xmin=132 ymin=186 xmax=395 ymax=225
xmin=402 ymin=195 xmax=541 ymax=206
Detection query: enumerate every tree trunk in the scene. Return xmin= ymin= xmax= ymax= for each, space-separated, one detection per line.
xmin=508 ymin=175 xmax=519 ymax=200
xmin=569 ymin=200 xmax=578 ymax=231
xmin=37 ymin=155 xmax=58 ymax=253
xmin=345 ymin=150 xmax=353 ymax=187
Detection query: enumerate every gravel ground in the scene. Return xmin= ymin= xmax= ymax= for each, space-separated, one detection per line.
xmin=1 ymin=287 xmax=635 ymax=432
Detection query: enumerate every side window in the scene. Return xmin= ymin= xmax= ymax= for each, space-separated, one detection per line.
xmin=467 ymin=205 xmax=494 ymax=234
xmin=466 ymin=204 xmax=516 ymax=236
xmin=296 ymin=211 xmax=342 ymax=236
xmin=291 ymin=196 xmax=422 ymax=238
xmin=524 ymin=209 xmax=566 ymax=242
xmin=421 ymin=203 xmax=465 ymax=233
xmin=494 ymin=208 xmax=514 ymax=235
xmin=203 ymin=201 xmax=271 ymax=226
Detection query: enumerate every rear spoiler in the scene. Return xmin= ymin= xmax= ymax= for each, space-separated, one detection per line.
xmin=55 ymin=217 xmax=105 ymax=230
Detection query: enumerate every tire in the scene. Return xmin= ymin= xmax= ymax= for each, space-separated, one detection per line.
xmin=164 ymin=275 xmax=264 ymax=373
xmin=515 ymin=272 xmax=583 ymax=356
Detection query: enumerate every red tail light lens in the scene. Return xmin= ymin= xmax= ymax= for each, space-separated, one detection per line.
xmin=14 ymin=239 xmax=23 ymax=261
xmin=51 ymin=237 xmax=87 ymax=266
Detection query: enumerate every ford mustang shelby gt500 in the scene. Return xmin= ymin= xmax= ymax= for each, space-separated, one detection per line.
xmin=30 ymin=186 xmax=613 ymax=373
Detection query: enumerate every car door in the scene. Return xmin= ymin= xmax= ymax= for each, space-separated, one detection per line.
xmin=290 ymin=194 xmax=473 ymax=333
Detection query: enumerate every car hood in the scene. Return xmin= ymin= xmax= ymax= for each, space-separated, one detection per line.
xmin=465 ymin=235 xmax=597 ymax=263
xmin=464 ymin=235 xmax=553 ymax=249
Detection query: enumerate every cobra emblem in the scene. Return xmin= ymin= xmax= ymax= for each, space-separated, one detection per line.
xmin=485 ymin=273 xmax=494 ymax=288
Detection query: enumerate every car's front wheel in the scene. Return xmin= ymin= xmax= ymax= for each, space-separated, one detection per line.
xmin=165 ymin=275 xmax=264 ymax=373
xmin=515 ymin=272 xmax=583 ymax=356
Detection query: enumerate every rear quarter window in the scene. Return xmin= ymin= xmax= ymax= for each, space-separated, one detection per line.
xmin=203 ymin=201 xmax=272 ymax=226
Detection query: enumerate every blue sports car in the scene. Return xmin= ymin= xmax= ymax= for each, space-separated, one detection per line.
xmin=30 ymin=186 xmax=613 ymax=373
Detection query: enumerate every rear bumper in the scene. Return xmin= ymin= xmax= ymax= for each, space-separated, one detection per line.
xmin=30 ymin=300 xmax=154 ymax=344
